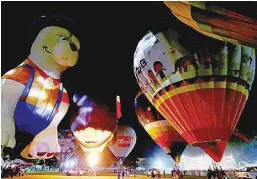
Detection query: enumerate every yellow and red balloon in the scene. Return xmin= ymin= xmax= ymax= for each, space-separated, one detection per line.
xmin=135 ymin=91 xmax=187 ymax=163
xmin=133 ymin=29 xmax=255 ymax=162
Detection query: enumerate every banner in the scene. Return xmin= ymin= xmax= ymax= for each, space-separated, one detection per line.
xmin=118 ymin=136 xmax=132 ymax=147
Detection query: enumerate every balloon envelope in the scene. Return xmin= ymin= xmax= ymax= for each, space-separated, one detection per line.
xmin=135 ymin=91 xmax=187 ymax=163
xmin=164 ymin=1 xmax=257 ymax=48
xmin=109 ymin=125 xmax=136 ymax=163
xmin=71 ymin=94 xmax=118 ymax=152
xmin=133 ymin=29 xmax=255 ymax=162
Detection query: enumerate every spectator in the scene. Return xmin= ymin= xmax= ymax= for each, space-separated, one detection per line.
xmin=171 ymin=169 xmax=174 ymax=177
xmin=117 ymin=169 xmax=121 ymax=179
xmin=126 ymin=169 xmax=130 ymax=179
xmin=151 ymin=170 xmax=155 ymax=179
xmin=157 ymin=170 xmax=161 ymax=179
xmin=207 ymin=169 xmax=212 ymax=179
xmin=179 ymin=171 xmax=184 ymax=179
xmin=122 ymin=169 xmax=125 ymax=179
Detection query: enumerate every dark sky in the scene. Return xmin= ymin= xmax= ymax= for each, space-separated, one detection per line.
xmin=2 ymin=1 xmax=257 ymax=158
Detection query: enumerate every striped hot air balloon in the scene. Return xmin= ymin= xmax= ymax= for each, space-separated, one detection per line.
xmin=164 ymin=1 xmax=257 ymax=48
xmin=133 ymin=29 xmax=255 ymax=162
xmin=135 ymin=91 xmax=187 ymax=163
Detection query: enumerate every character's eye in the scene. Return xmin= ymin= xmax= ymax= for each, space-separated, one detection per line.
xmin=58 ymin=36 xmax=69 ymax=42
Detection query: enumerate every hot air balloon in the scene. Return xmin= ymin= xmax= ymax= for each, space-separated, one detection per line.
xmin=133 ymin=29 xmax=255 ymax=162
xmin=109 ymin=125 xmax=137 ymax=166
xmin=135 ymin=91 xmax=187 ymax=163
xmin=56 ymin=130 xmax=78 ymax=164
xmin=164 ymin=1 xmax=257 ymax=48
xmin=71 ymin=94 xmax=119 ymax=152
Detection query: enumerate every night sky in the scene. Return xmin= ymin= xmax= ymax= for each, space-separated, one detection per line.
xmin=2 ymin=1 xmax=257 ymax=158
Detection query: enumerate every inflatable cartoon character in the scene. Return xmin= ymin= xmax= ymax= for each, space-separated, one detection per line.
xmin=1 ymin=15 xmax=80 ymax=159
xmin=71 ymin=94 xmax=119 ymax=152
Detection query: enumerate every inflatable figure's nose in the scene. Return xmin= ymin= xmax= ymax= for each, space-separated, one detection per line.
xmin=69 ymin=42 xmax=78 ymax=51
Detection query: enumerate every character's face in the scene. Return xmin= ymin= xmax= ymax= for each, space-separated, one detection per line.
xmin=73 ymin=127 xmax=113 ymax=149
xmin=71 ymin=94 xmax=119 ymax=151
xmin=33 ymin=26 xmax=80 ymax=71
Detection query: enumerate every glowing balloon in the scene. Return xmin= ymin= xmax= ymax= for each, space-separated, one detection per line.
xmin=135 ymin=91 xmax=187 ymax=163
xmin=164 ymin=1 xmax=257 ymax=48
xmin=87 ymin=152 xmax=99 ymax=167
xmin=71 ymin=94 xmax=118 ymax=152
xmin=109 ymin=125 xmax=137 ymax=165
xmin=133 ymin=29 xmax=255 ymax=162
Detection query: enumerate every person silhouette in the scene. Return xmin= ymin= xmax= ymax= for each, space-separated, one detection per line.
xmin=153 ymin=61 xmax=166 ymax=80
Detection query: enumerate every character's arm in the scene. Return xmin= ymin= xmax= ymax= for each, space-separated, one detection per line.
xmin=1 ymin=79 xmax=25 ymax=149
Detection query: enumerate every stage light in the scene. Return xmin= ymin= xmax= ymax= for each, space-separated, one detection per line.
xmin=70 ymin=160 xmax=75 ymax=167
xmin=87 ymin=152 xmax=98 ymax=167
xmin=156 ymin=159 xmax=162 ymax=169
xmin=65 ymin=161 xmax=69 ymax=168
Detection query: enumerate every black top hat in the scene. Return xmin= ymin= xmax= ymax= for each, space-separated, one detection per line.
xmin=29 ymin=14 xmax=80 ymax=44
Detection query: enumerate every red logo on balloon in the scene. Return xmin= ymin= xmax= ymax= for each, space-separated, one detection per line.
xmin=117 ymin=136 xmax=132 ymax=147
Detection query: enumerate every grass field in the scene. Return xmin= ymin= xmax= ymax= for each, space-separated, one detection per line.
xmin=9 ymin=174 xmax=205 ymax=179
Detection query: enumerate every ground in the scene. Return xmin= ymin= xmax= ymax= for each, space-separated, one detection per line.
xmin=9 ymin=175 xmax=205 ymax=179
